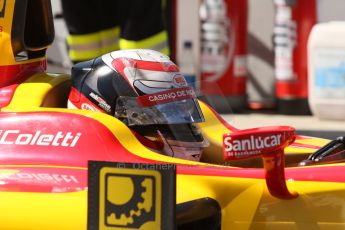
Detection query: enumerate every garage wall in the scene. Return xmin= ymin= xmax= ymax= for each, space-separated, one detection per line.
xmin=247 ymin=0 xmax=345 ymax=109
xmin=247 ymin=0 xmax=275 ymax=108
xmin=48 ymin=0 xmax=345 ymax=104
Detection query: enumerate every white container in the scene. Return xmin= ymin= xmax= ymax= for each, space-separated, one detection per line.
xmin=308 ymin=21 xmax=345 ymax=120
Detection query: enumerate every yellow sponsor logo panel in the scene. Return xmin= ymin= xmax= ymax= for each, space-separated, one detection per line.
xmin=99 ymin=167 xmax=162 ymax=230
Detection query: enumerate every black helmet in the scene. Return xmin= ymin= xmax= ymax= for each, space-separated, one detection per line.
xmin=68 ymin=49 xmax=208 ymax=161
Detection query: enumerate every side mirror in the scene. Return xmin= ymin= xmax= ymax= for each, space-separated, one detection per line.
xmin=223 ymin=126 xmax=298 ymax=199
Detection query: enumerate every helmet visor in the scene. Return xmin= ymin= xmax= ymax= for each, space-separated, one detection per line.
xmin=115 ymin=87 xmax=205 ymax=126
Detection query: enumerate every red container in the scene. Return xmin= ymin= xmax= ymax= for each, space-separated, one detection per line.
xmin=274 ymin=0 xmax=316 ymax=115
xmin=199 ymin=0 xmax=248 ymax=113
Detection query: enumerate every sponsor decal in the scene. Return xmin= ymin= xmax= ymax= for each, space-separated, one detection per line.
xmin=0 ymin=167 xmax=86 ymax=193
xmin=0 ymin=130 xmax=81 ymax=147
xmin=88 ymin=161 xmax=175 ymax=230
xmin=82 ymin=103 xmax=99 ymax=111
xmin=0 ymin=172 xmax=79 ymax=184
xmin=173 ymin=74 xmax=188 ymax=87
xmin=0 ymin=0 xmax=6 ymax=18
xmin=89 ymin=92 xmax=111 ymax=112
xmin=223 ymin=127 xmax=296 ymax=160
xmin=138 ymin=87 xmax=196 ymax=107
xmin=224 ymin=134 xmax=282 ymax=159
xmin=224 ymin=134 xmax=282 ymax=152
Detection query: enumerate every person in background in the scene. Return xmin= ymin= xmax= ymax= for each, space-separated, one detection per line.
xmin=60 ymin=0 xmax=170 ymax=63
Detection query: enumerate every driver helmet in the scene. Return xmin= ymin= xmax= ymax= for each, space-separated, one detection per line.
xmin=67 ymin=49 xmax=208 ymax=161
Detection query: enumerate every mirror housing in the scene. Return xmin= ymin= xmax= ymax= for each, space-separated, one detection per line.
xmin=223 ymin=126 xmax=298 ymax=199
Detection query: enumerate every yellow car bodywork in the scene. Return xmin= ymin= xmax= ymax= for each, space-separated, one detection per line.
xmin=0 ymin=73 xmax=342 ymax=230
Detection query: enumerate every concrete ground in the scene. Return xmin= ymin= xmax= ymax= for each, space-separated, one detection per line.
xmin=220 ymin=112 xmax=345 ymax=139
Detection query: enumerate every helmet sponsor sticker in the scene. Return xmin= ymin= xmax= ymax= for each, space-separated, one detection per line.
xmin=88 ymin=161 xmax=175 ymax=230
xmin=173 ymin=74 xmax=188 ymax=87
xmin=89 ymin=92 xmax=111 ymax=113
xmin=0 ymin=130 xmax=81 ymax=147
xmin=82 ymin=103 xmax=99 ymax=111
xmin=137 ymin=87 xmax=196 ymax=107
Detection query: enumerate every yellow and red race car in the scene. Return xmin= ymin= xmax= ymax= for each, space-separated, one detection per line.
xmin=1 ymin=1 xmax=345 ymax=230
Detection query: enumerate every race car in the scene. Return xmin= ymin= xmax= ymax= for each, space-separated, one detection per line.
xmin=1 ymin=1 xmax=345 ymax=230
